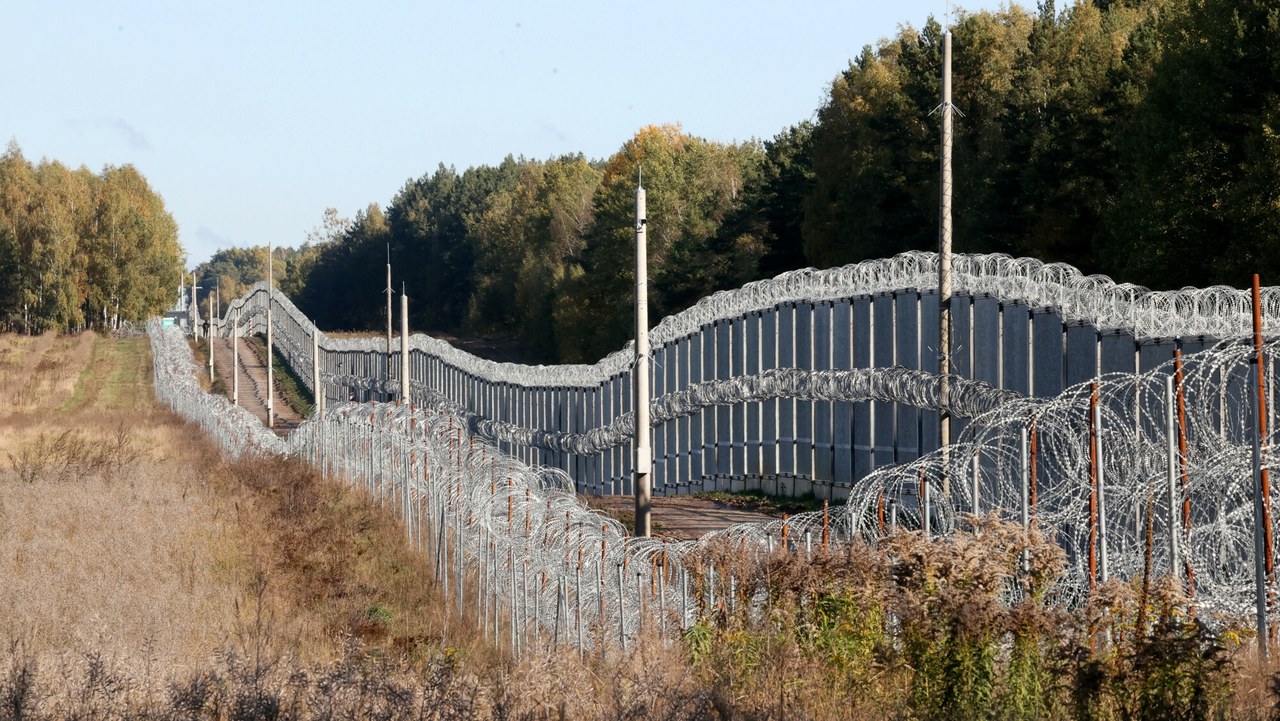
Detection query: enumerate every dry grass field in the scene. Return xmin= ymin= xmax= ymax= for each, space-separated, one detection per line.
xmin=0 ymin=333 xmax=503 ymax=719
xmin=0 ymin=332 xmax=241 ymax=669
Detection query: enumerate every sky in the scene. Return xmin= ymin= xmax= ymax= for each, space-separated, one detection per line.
xmin=4 ymin=0 xmax=1007 ymax=269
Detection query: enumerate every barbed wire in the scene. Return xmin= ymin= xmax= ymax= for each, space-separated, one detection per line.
xmin=151 ymin=314 xmax=1280 ymax=647
xmin=842 ymin=337 xmax=1279 ymax=618
xmin=222 ymin=251 xmax=1280 ymax=391
xmin=450 ymin=367 xmax=1018 ymax=455
xmin=163 ymin=251 xmax=1280 ymax=647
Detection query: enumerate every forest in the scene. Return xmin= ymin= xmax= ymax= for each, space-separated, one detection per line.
xmin=0 ymin=141 xmax=184 ymax=333
xmin=186 ymin=0 xmax=1275 ymax=363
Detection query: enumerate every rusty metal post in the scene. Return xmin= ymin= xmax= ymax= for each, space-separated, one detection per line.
xmin=1252 ymin=274 xmax=1272 ymax=658
xmin=1174 ymin=349 xmax=1194 ymax=594
xmin=1089 ymin=383 xmax=1099 ymax=591
xmin=1254 ymin=275 xmax=1274 ymax=582
xmin=1165 ymin=375 xmax=1182 ymax=583
xmin=822 ymin=499 xmax=830 ymax=551
xmin=919 ymin=466 xmax=931 ymax=537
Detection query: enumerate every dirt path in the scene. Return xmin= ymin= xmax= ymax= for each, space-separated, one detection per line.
xmin=584 ymin=494 xmax=778 ymax=541
xmin=210 ymin=336 xmax=303 ymax=433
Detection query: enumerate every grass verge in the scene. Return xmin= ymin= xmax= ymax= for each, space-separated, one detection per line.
xmin=214 ymin=452 xmax=488 ymax=663
xmin=65 ymin=335 xmax=151 ymax=411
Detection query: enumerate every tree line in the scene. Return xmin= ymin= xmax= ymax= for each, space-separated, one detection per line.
xmin=195 ymin=0 xmax=1278 ymax=363
xmin=0 ymin=141 xmax=184 ymax=333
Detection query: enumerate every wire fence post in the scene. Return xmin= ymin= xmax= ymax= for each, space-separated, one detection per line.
xmin=617 ymin=561 xmax=627 ymax=652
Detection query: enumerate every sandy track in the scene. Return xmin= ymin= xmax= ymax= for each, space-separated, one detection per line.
xmin=210 ymin=335 xmax=304 ymax=433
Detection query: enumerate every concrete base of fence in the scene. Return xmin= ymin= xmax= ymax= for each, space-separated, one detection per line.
xmin=584 ymin=471 xmax=852 ymax=502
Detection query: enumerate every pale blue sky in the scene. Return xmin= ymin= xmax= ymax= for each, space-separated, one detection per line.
xmin=4 ymin=1 xmax=1007 ymax=268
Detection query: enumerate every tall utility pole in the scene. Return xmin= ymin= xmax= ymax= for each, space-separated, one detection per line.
xmin=267 ymin=243 xmax=275 ymax=429
xmin=386 ymin=245 xmax=393 ymax=403
xmin=938 ymin=30 xmax=955 ymax=495
xmin=634 ymin=175 xmax=652 ymax=537
xmin=400 ymin=286 xmax=409 ymax=405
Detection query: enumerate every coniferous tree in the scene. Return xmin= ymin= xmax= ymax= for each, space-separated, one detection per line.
xmin=1107 ymin=0 xmax=1280 ymax=288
